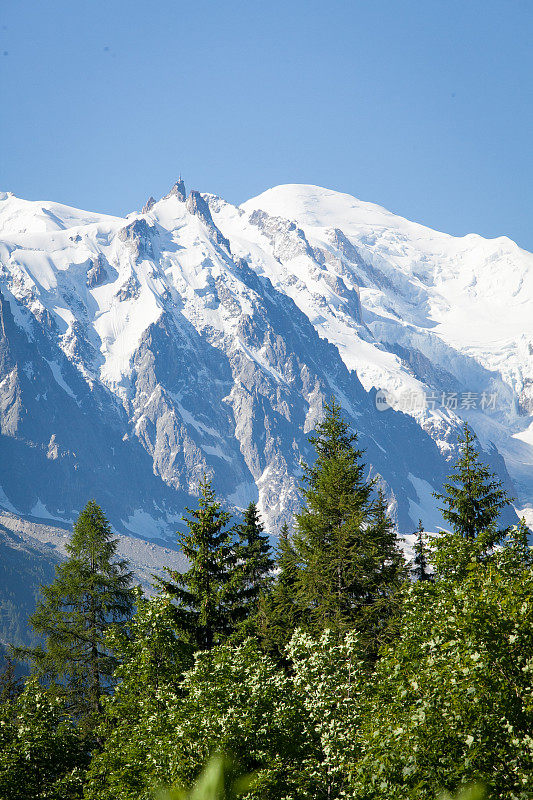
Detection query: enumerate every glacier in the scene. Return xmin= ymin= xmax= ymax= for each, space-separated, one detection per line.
xmin=0 ymin=180 xmax=528 ymax=540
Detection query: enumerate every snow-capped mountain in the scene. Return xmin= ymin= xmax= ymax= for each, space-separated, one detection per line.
xmin=0 ymin=180 xmax=527 ymax=541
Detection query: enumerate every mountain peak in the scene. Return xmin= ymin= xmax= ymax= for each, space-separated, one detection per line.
xmin=141 ymin=196 xmax=156 ymax=214
xmin=166 ymin=177 xmax=187 ymax=202
xmin=0 ymin=179 xmax=531 ymax=540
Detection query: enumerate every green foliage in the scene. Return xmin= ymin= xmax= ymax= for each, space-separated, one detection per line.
xmin=412 ymin=519 xmax=432 ymax=582
xmin=231 ymin=502 xmax=273 ymax=631
xmin=0 ymin=655 xmax=24 ymax=702
xmin=15 ymin=500 xmax=133 ymax=722
xmin=156 ymin=476 xmax=236 ymax=652
xmin=87 ymin=617 xmax=372 ymax=800
xmin=0 ymin=678 xmax=87 ymax=799
xmin=84 ymin=590 xmax=190 ymax=800
xmin=361 ymin=488 xmax=407 ymax=651
xmin=287 ymin=629 xmax=366 ymax=797
xmin=258 ymin=521 xmax=300 ymax=661
xmin=86 ymin=631 xmax=320 ymax=800
xmin=157 ymin=755 xmax=252 ymax=800
xmin=351 ymin=530 xmax=533 ymax=799
xmin=292 ymin=398 xmax=406 ymax=650
xmin=165 ymin=639 xmax=321 ymax=800
xmin=432 ymin=424 xmax=512 ymax=578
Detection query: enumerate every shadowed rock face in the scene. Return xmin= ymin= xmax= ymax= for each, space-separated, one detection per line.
xmin=86 ymin=254 xmax=109 ymax=288
xmin=0 ymin=184 xmax=519 ymax=542
xmin=186 ymin=190 xmax=231 ymax=252
xmin=164 ymin=178 xmax=186 ymax=203
xmin=118 ymin=218 xmax=155 ymax=260
xmin=0 ymin=286 xmax=191 ymax=538
xmin=0 ymin=511 xmax=187 ymax=650
xmin=141 ymin=196 xmax=156 ymax=214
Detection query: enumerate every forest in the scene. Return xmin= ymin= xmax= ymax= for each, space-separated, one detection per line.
xmin=1 ymin=399 xmax=532 ymax=800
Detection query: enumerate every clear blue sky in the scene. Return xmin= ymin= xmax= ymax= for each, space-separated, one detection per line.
xmin=1 ymin=0 xmax=532 ymax=249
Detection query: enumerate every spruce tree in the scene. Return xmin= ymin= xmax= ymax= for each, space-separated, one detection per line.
xmin=360 ymin=489 xmax=407 ymax=649
xmin=293 ymin=397 xmax=371 ymax=634
xmin=412 ymin=519 xmax=432 ymax=582
xmin=233 ymin=501 xmax=274 ymax=624
xmin=157 ymin=476 xmax=235 ymax=652
xmin=0 ymin=657 xmax=23 ymax=704
xmin=259 ymin=522 xmax=300 ymax=660
xmin=17 ymin=500 xmax=133 ymax=722
xmin=292 ymin=398 xmax=406 ymax=646
xmin=432 ymin=423 xmax=512 ymax=577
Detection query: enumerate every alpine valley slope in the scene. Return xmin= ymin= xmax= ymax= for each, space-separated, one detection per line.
xmin=0 ymin=180 xmax=525 ymax=544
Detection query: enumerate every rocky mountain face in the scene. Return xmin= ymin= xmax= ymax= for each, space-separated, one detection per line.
xmin=0 ymin=512 xmax=186 ymax=654
xmin=0 ymin=181 xmax=527 ymax=543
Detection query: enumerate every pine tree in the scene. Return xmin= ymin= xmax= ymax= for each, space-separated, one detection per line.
xmin=292 ymin=398 xmax=406 ymax=646
xmin=0 ymin=657 xmax=23 ymax=704
xmin=360 ymin=489 xmax=407 ymax=649
xmin=259 ymin=522 xmax=300 ymax=660
xmin=233 ymin=502 xmax=274 ymax=624
xmin=157 ymin=476 xmax=235 ymax=652
xmin=293 ymin=398 xmax=371 ymax=634
xmin=412 ymin=519 xmax=432 ymax=582
xmin=16 ymin=500 xmax=133 ymax=722
xmin=432 ymin=423 xmax=512 ymax=577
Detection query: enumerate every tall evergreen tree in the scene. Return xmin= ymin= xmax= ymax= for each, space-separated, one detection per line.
xmin=233 ymin=502 xmax=274 ymax=621
xmin=412 ymin=519 xmax=432 ymax=582
xmin=432 ymin=423 xmax=512 ymax=577
xmin=292 ymin=398 xmax=406 ymax=647
xmin=16 ymin=501 xmax=133 ymax=722
xmin=360 ymin=489 xmax=407 ymax=649
xmin=259 ymin=522 xmax=300 ymax=661
xmin=0 ymin=657 xmax=23 ymax=704
xmin=157 ymin=476 xmax=235 ymax=652
xmin=241 ymin=502 xmax=274 ymax=591
xmin=293 ymin=398 xmax=371 ymax=634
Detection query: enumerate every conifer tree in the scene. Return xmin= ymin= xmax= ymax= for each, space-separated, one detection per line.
xmin=231 ymin=502 xmax=274 ymax=629
xmin=360 ymin=489 xmax=407 ymax=649
xmin=412 ymin=519 xmax=431 ymax=582
xmin=259 ymin=522 xmax=300 ymax=660
xmin=157 ymin=476 xmax=235 ymax=652
xmin=292 ymin=398 xmax=406 ymax=646
xmin=17 ymin=500 xmax=133 ymax=722
xmin=293 ymin=397 xmax=371 ymax=634
xmin=432 ymin=423 xmax=512 ymax=577
xmin=0 ymin=657 xmax=23 ymax=704
xmin=239 ymin=503 xmax=274 ymax=595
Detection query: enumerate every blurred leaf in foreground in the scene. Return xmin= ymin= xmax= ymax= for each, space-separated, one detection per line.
xmin=157 ymin=754 xmax=253 ymax=800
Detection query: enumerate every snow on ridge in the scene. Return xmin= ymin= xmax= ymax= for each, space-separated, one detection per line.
xmin=1 ymin=181 xmax=533 ymax=533
xmin=213 ymin=183 xmax=533 ymax=514
xmin=241 ymin=183 xmax=450 ymax=242
xmin=0 ymin=196 xmax=124 ymax=241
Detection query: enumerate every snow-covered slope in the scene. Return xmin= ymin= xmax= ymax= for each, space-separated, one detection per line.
xmin=0 ymin=180 xmax=524 ymax=541
xmin=215 ymin=184 xmax=533 ymax=522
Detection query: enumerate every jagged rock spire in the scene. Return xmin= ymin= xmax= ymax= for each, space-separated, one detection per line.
xmin=141 ymin=196 xmax=156 ymax=214
xmin=186 ymin=190 xmax=231 ymax=252
xmin=168 ymin=176 xmax=186 ymax=202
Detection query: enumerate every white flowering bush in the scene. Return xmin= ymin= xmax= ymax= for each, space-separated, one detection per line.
xmin=351 ymin=536 xmax=533 ymax=799
xmin=0 ymin=678 xmax=86 ymax=799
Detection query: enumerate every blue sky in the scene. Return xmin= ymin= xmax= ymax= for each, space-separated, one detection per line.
xmin=1 ymin=0 xmax=532 ymax=249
